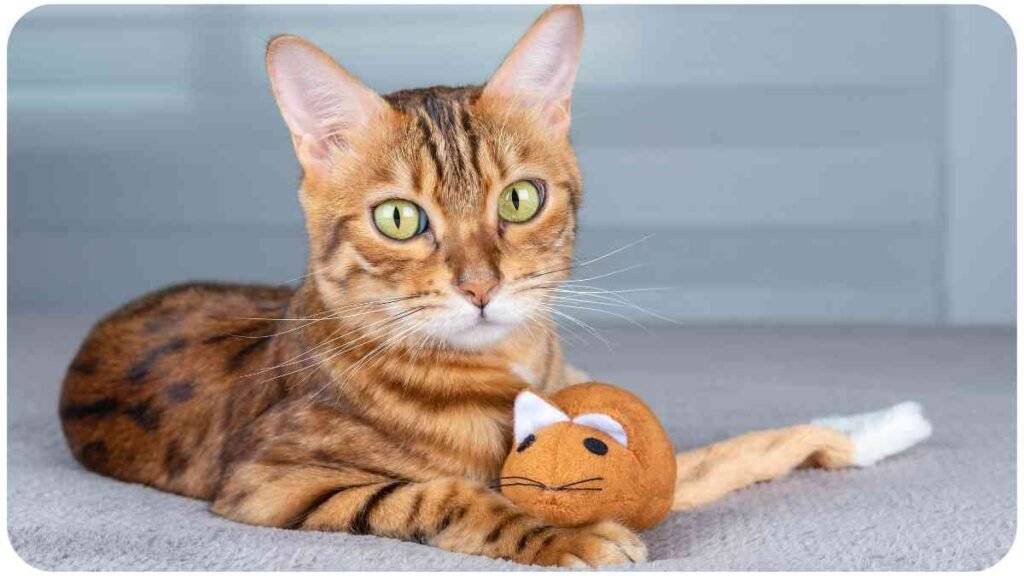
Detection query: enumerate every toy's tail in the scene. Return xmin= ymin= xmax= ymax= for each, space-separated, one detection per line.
xmin=672 ymin=402 xmax=932 ymax=511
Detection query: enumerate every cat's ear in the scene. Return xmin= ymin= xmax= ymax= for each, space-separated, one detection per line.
xmin=266 ymin=35 xmax=388 ymax=171
xmin=482 ymin=5 xmax=583 ymax=134
xmin=513 ymin=391 xmax=570 ymax=444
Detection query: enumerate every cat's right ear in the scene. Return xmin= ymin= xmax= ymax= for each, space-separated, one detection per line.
xmin=266 ymin=35 xmax=388 ymax=173
xmin=482 ymin=5 xmax=584 ymax=135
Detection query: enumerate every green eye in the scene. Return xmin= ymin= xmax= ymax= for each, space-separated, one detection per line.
xmin=373 ymin=199 xmax=428 ymax=240
xmin=498 ymin=180 xmax=544 ymax=223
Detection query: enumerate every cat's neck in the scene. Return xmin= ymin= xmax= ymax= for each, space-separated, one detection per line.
xmin=273 ymin=280 xmax=562 ymax=479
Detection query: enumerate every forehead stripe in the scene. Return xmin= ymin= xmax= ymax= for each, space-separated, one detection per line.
xmin=416 ymin=113 xmax=444 ymax=185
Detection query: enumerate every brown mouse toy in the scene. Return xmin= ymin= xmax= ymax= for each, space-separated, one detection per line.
xmin=499 ymin=382 xmax=932 ymax=532
xmin=499 ymin=382 xmax=676 ymax=530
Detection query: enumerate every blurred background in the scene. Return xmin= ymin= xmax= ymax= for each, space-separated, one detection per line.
xmin=7 ymin=4 xmax=1015 ymax=326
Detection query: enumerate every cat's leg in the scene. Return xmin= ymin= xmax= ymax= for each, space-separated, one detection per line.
xmin=672 ymin=402 xmax=931 ymax=510
xmin=212 ymin=462 xmax=646 ymax=567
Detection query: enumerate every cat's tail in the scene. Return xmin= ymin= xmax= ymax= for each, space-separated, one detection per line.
xmin=672 ymin=402 xmax=932 ymax=511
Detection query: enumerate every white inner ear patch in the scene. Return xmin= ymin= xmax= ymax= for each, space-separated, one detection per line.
xmin=572 ymin=413 xmax=629 ymax=447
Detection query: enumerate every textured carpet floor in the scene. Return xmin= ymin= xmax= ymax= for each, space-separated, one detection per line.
xmin=7 ymin=315 xmax=1016 ymax=570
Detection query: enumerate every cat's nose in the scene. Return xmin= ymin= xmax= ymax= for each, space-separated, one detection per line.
xmin=455 ymin=277 xmax=500 ymax=309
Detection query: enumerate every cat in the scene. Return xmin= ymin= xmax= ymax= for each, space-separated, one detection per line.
xmin=58 ymin=5 xmax=648 ymax=567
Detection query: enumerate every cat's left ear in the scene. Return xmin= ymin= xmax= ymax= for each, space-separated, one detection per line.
xmin=482 ymin=5 xmax=583 ymax=135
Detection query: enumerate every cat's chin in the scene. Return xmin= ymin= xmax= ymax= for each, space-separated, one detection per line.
xmin=434 ymin=318 xmax=515 ymax=351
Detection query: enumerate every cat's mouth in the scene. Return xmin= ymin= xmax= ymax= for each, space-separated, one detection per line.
xmin=492 ymin=476 xmax=604 ymax=492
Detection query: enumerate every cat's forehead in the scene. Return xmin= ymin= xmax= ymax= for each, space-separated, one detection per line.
xmin=383 ymin=85 xmax=495 ymax=215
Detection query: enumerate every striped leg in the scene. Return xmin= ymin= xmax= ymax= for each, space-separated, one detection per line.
xmin=212 ymin=463 xmax=645 ymax=567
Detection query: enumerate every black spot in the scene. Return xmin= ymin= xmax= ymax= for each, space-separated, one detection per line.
xmin=516 ymin=434 xmax=536 ymax=453
xmin=228 ymin=337 xmax=271 ymax=371
xmin=60 ymin=397 xmax=119 ymax=420
xmin=165 ymin=380 xmax=195 ymax=404
xmin=69 ymin=360 xmax=98 ymax=375
xmin=583 ymin=437 xmax=608 ymax=456
xmin=164 ymin=440 xmax=189 ymax=479
xmin=127 ymin=339 xmax=187 ymax=384
xmin=203 ymin=319 xmax=273 ymax=345
xmin=78 ymin=441 xmax=109 ymax=471
xmin=142 ymin=310 xmax=184 ymax=334
xmin=124 ymin=400 xmax=161 ymax=431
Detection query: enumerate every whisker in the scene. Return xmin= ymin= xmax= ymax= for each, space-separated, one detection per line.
xmin=553 ymin=303 xmax=650 ymax=332
xmin=556 ymin=476 xmax=603 ymax=489
xmin=522 ymin=234 xmax=654 ymax=282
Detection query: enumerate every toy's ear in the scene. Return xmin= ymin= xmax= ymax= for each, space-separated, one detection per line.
xmin=573 ymin=413 xmax=629 ymax=447
xmin=514 ymin=391 xmax=569 ymax=444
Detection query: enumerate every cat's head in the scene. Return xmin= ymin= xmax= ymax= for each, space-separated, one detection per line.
xmin=266 ymin=6 xmax=584 ymax=351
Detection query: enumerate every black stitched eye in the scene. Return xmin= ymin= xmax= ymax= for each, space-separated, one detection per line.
xmin=517 ymin=434 xmax=536 ymax=453
xmin=583 ymin=437 xmax=608 ymax=456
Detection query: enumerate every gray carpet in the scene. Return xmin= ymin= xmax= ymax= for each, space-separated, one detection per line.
xmin=7 ymin=315 xmax=1016 ymax=570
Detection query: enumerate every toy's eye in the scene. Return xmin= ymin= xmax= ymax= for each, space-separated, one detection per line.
xmin=583 ymin=437 xmax=608 ymax=456
xmin=517 ymin=434 xmax=536 ymax=453
xmin=373 ymin=199 xmax=428 ymax=240
xmin=498 ymin=180 xmax=544 ymax=223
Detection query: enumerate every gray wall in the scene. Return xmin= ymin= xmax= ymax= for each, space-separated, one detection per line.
xmin=7 ymin=5 xmax=1015 ymax=325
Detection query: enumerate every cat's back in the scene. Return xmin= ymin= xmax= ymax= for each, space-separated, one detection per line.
xmin=59 ymin=281 xmax=293 ymax=498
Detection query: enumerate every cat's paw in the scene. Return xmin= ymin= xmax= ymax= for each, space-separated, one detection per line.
xmin=533 ymin=520 xmax=647 ymax=567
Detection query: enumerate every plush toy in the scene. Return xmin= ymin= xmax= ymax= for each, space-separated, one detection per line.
xmin=500 ymin=382 xmax=932 ymax=531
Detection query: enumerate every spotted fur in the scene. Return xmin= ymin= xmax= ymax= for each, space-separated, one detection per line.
xmin=59 ymin=6 xmax=645 ymax=567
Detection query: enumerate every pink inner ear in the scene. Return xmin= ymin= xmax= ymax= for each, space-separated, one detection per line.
xmin=513 ymin=391 xmax=569 ymax=444
xmin=482 ymin=6 xmax=583 ymax=131
xmin=572 ymin=413 xmax=628 ymax=447
xmin=266 ymin=36 xmax=386 ymax=159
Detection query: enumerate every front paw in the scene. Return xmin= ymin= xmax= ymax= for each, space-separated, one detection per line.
xmin=532 ymin=520 xmax=647 ymax=567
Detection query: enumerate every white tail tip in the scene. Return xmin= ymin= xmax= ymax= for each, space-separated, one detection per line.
xmin=811 ymin=401 xmax=933 ymax=467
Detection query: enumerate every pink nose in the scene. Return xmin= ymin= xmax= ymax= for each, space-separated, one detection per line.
xmin=455 ymin=277 xmax=500 ymax=308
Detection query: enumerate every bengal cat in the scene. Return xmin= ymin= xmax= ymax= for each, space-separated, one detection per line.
xmin=59 ymin=5 xmax=644 ymax=567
